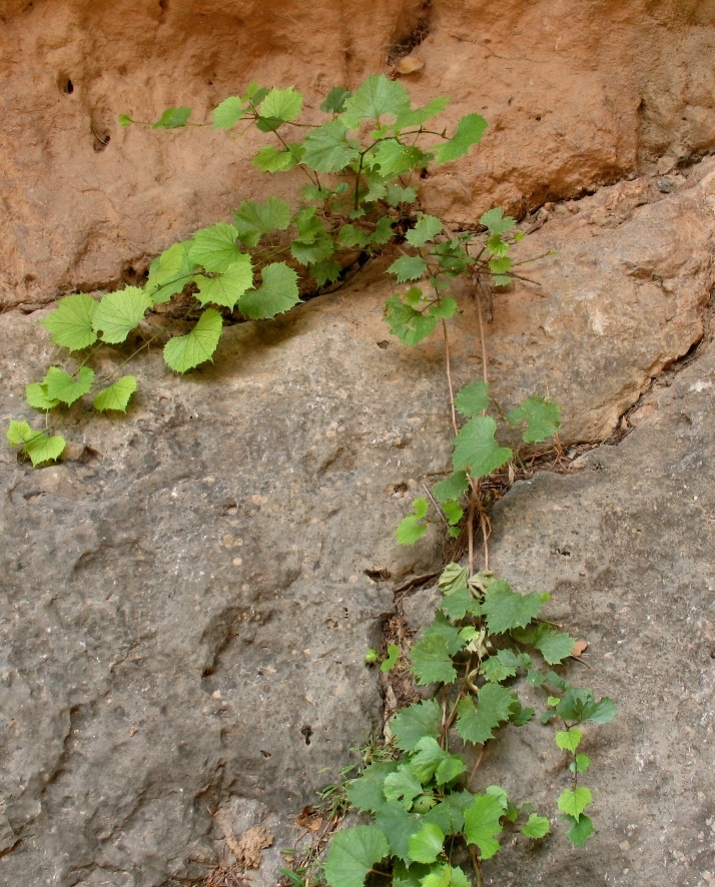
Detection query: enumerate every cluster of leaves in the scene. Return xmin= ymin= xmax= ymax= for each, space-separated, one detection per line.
xmin=396 ymin=381 xmax=561 ymax=544
xmin=8 ymin=75 xmax=513 ymax=467
xmin=321 ymin=564 xmax=616 ymax=887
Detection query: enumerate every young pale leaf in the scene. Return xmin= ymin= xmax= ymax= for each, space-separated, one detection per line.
xmin=259 ymin=86 xmax=303 ymax=122
xmin=395 ymin=513 xmax=428 ymax=545
xmin=7 ymin=422 xmax=66 ymax=466
xmin=26 ymin=383 xmax=60 ymax=410
xmin=390 ymin=699 xmax=442 ymax=752
xmin=341 ymin=74 xmax=409 ymax=127
xmin=92 ymin=288 xmax=151 ymax=344
xmin=388 ymin=256 xmax=428 ymax=283
xmin=479 ymin=207 xmax=516 ymax=236
xmin=565 ymin=813 xmax=595 ymax=846
xmin=452 ymin=416 xmax=512 ymax=478
xmin=146 ymin=242 xmax=197 ymax=303
xmin=454 ymin=382 xmax=490 ymax=418
xmin=407 ymin=824 xmax=445 ymax=864
xmin=441 ymin=499 xmax=463 ymax=526
xmin=570 ymin=754 xmax=591 ymax=774
xmin=153 ymin=106 xmax=191 ymax=129
xmin=557 ymin=787 xmax=592 ymax=821
xmin=346 ymin=761 xmax=399 ymax=813
xmin=118 ymin=114 xmax=132 ymax=127
xmin=521 ymin=813 xmax=551 ymax=839
xmin=482 ymin=581 xmax=544 ymax=634
xmin=323 ymin=825 xmax=389 ymax=887
xmin=507 ymin=396 xmax=561 ymax=443
xmin=434 ymin=114 xmax=487 ymax=163
xmin=321 ymin=86 xmax=352 ymax=114
xmin=252 ymin=144 xmax=303 ymax=172
xmin=463 ymin=794 xmax=504 ymax=860
xmin=163 ymin=308 xmax=223 ymax=373
xmin=455 ymin=684 xmax=515 ymax=745
xmin=302 ymin=120 xmax=359 ymax=172
xmin=238 ymin=262 xmax=300 ymax=319
xmin=406 ymin=215 xmax=443 ymax=248
xmin=212 ymin=96 xmax=245 ymax=129
xmin=195 ymin=256 xmax=254 ymax=310
xmin=438 ymin=562 xmax=468 ymax=594
xmin=369 ymin=141 xmax=428 ymax=178
xmin=44 ymin=366 xmax=95 ymax=406
xmin=383 ymin=766 xmax=423 ymax=810
xmin=189 ymin=223 xmax=243 ymax=273
xmin=233 ymin=197 xmax=292 ymax=247
xmin=42 ymin=293 xmax=98 ymax=351
xmin=555 ymin=728 xmax=583 ymax=753
xmin=380 ymin=644 xmax=400 ymax=674
xmin=93 ymin=376 xmax=138 ymax=413
xmin=433 ymin=471 xmax=469 ymax=503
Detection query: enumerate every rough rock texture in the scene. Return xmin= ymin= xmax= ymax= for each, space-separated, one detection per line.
xmin=4 ymin=0 xmax=715 ymax=307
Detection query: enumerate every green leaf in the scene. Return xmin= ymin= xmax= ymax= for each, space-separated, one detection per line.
xmin=383 ymin=766 xmax=423 ymax=810
xmin=555 ymin=728 xmax=582 ymax=753
xmin=433 ymin=471 xmax=469 ymax=503
xmin=482 ymin=581 xmax=544 ymax=634
xmin=92 ymin=376 xmax=138 ymax=413
xmin=302 ymin=120 xmax=359 ymax=172
xmin=368 ymin=141 xmax=428 ymax=178
xmin=341 ymin=75 xmax=409 ymax=127
xmin=386 ymin=183 xmax=417 ymax=206
xmin=312 ymin=260 xmax=342 ymax=287
xmin=238 ymin=262 xmax=300 ymax=319
xmin=25 ymin=383 xmax=60 ymax=410
xmin=570 ymin=754 xmax=591 ymax=774
xmin=163 ymin=308 xmax=223 ymax=373
xmin=380 ymin=644 xmax=400 ymax=674
xmin=521 ymin=813 xmax=550 ymax=839
xmin=441 ymin=500 xmax=463 ymax=526
xmin=406 ymin=215 xmax=443 ymax=248
xmin=395 ymin=497 xmax=429 ymax=545
xmin=259 ymin=86 xmax=303 ymax=122
xmin=534 ymin=630 xmax=576 ymax=665
xmin=44 ymin=366 xmax=95 ymax=406
xmin=252 ymin=143 xmax=303 ymax=172
xmin=153 ymin=106 xmax=191 ymax=129
xmin=434 ymin=114 xmax=487 ymax=163
xmin=463 ymin=794 xmax=503 ymax=860
xmin=422 ymin=865 xmax=471 ymax=887
xmin=455 ymin=684 xmax=515 ymax=745
xmin=410 ymin=632 xmax=457 ymax=686
xmin=557 ymin=787 xmax=592 ymax=821
xmin=373 ymin=803 xmax=423 ymax=863
xmin=42 ymin=293 xmax=98 ymax=351
xmin=388 ymin=256 xmax=428 ymax=283
xmin=189 ymin=223 xmax=243 ymax=273
xmin=118 ymin=114 xmax=132 ymax=127
xmin=291 ymin=233 xmax=336 ymax=266
xmin=212 ymin=96 xmax=245 ymax=129
xmin=370 ymin=216 xmax=395 ymax=245
xmin=195 ymin=257 xmax=254 ymax=310
xmin=7 ymin=421 xmax=66 ymax=466
xmin=323 ymin=825 xmax=389 ymax=887
xmin=391 ymin=699 xmax=442 ymax=752
xmin=454 ymin=382 xmax=490 ymax=417
xmin=233 ymin=197 xmax=292 ymax=247
xmin=321 ymin=86 xmax=352 ymax=114
xmin=92 ymin=287 xmax=151 ymax=344
xmin=439 ymin=587 xmax=480 ymax=620
xmin=385 ymin=295 xmax=437 ymax=347
xmin=407 ymin=824 xmax=445 ymax=864
xmin=452 ymin=416 xmax=512 ymax=478
xmin=393 ymin=97 xmax=450 ymax=129
xmin=507 ymin=396 xmax=561 ymax=443
xmin=146 ymin=242 xmax=197 ymax=303
xmin=410 ymin=737 xmax=465 ymax=786
xmin=479 ymin=208 xmax=516 ymax=236
xmin=555 ymin=689 xmax=617 ymax=725
xmin=339 ymin=224 xmax=371 ymax=249
xmin=564 ymin=813 xmax=595 ymax=846
xmin=345 ymin=761 xmax=399 ymax=813
xmin=427 ymin=298 xmax=457 ymax=320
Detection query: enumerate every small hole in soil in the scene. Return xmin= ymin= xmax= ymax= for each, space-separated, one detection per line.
xmin=261 ymin=749 xmax=272 ymax=758
xmin=301 ymin=725 xmax=313 ymax=746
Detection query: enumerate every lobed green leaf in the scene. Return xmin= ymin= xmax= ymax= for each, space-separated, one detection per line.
xmin=323 ymin=825 xmax=389 ymax=887
xmin=390 ymin=699 xmax=443 ymax=752
xmin=463 ymin=793 xmax=503 ymax=860
xmin=44 ymin=366 xmax=95 ymax=406
xmin=189 ymin=223 xmax=243 ymax=273
xmin=163 ymin=308 xmax=223 ymax=373
xmin=238 ymin=262 xmax=300 ymax=319
xmin=42 ymin=293 xmax=98 ymax=351
xmin=93 ymin=376 xmax=138 ymax=413
xmin=452 ymin=416 xmax=512 ymax=478
xmin=92 ymin=287 xmax=151 ymax=344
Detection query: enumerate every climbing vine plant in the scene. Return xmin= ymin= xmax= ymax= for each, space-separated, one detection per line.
xmin=5 ymin=74 xmax=616 ymax=887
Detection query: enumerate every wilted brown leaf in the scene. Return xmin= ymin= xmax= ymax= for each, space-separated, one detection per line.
xmin=395 ymin=56 xmax=425 ymax=74
xmin=571 ymin=640 xmax=589 ymax=657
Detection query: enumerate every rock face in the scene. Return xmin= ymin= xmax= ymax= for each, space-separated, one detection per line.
xmin=4 ymin=0 xmax=715 ymax=307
